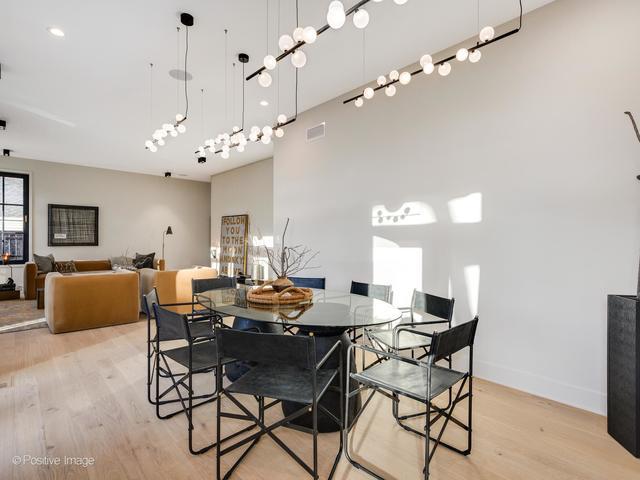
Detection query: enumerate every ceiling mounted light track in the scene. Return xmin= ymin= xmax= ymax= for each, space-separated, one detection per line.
xmin=145 ymin=13 xmax=193 ymax=153
xmin=247 ymin=0 xmax=404 ymax=85
xmin=344 ymin=0 xmax=522 ymax=107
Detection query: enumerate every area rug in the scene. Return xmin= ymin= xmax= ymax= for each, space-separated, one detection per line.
xmin=0 ymin=299 xmax=47 ymax=333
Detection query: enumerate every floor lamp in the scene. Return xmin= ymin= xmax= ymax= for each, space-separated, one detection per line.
xmin=161 ymin=226 xmax=172 ymax=270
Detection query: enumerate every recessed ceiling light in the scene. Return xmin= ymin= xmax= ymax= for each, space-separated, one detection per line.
xmin=260 ymin=100 xmax=269 ymax=107
xmin=48 ymin=27 xmax=65 ymax=37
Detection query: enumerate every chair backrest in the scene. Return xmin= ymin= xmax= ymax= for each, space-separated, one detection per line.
xmin=290 ymin=277 xmax=326 ymax=289
xmin=412 ymin=290 xmax=454 ymax=321
xmin=152 ymin=303 xmax=190 ymax=342
xmin=429 ymin=317 xmax=478 ymax=364
xmin=142 ymin=288 xmax=159 ymax=320
xmin=350 ymin=281 xmax=393 ymax=303
xmin=192 ymin=276 xmax=237 ymax=295
xmin=216 ymin=328 xmax=316 ymax=369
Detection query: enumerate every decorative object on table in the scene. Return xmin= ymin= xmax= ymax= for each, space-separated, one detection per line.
xmin=48 ymin=204 xmax=99 ymax=246
xmin=134 ymin=252 xmax=155 ymax=269
xmin=607 ymin=294 xmax=640 ymax=457
xmin=247 ymin=282 xmax=313 ymax=306
xmin=263 ymin=217 xmax=319 ymax=292
xmin=33 ymin=253 xmax=55 ymax=273
xmin=0 ymin=278 xmax=19 ymax=301
xmin=161 ymin=226 xmax=172 ymax=262
xmin=219 ymin=214 xmax=249 ymax=276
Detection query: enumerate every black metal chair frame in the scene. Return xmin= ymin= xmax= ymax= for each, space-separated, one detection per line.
xmin=215 ymin=328 xmax=344 ymax=480
xmin=143 ymin=288 xmax=222 ymax=411
xmin=344 ymin=318 xmax=478 ymax=480
xmin=151 ymin=304 xmax=255 ymax=455
xmin=348 ymin=281 xmax=393 ymax=344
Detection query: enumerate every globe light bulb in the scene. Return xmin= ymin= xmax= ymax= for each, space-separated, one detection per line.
xmin=232 ymin=126 xmax=240 ymax=133
xmin=277 ymin=113 xmax=287 ymax=124
xmin=177 ymin=124 xmax=186 ymax=133
xmin=377 ymin=75 xmax=386 ymax=86
xmin=291 ymin=50 xmax=307 ymax=68
xmin=175 ymin=113 xmax=184 ymax=122
xmin=355 ymin=97 xmax=364 ymax=108
xmin=469 ymin=49 xmax=482 ymax=63
xmin=363 ymin=87 xmax=375 ymax=100
xmin=160 ymin=130 xmax=168 ymax=138
xmin=237 ymin=145 xmax=245 ymax=152
xmin=275 ymin=128 xmax=284 ymax=138
xmin=389 ymin=70 xmax=399 ymax=81
xmin=262 ymin=125 xmax=273 ymax=137
xmin=293 ymin=27 xmax=304 ymax=42
xmin=145 ymin=140 xmax=153 ymax=149
xmin=251 ymin=126 xmax=261 ymax=135
xmin=162 ymin=123 xmax=172 ymax=131
xmin=152 ymin=130 xmax=162 ymax=140
xmin=222 ymin=145 xmax=230 ymax=153
xmin=394 ymin=0 xmax=408 ymax=4
xmin=261 ymin=135 xmax=271 ymax=144
xmin=438 ymin=62 xmax=452 ymax=76
xmin=423 ymin=62 xmax=435 ymax=75
xmin=327 ymin=2 xmax=346 ymax=29
xmin=263 ymin=55 xmax=277 ymax=70
xmin=222 ymin=133 xmax=230 ymax=142
xmin=258 ymin=71 xmax=272 ymax=87
xmin=353 ymin=9 xmax=370 ymax=29
xmin=399 ymin=71 xmax=411 ymax=85
xmin=221 ymin=151 xmax=230 ymax=159
xmin=279 ymin=34 xmax=294 ymax=52
xmin=456 ymin=48 xmax=469 ymax=62
xmin=302 ymin=26 xmax=317 ymax=44
xmin=420 ymin=54 xmax=433 ymax=68
xmin=385 ymin=85 xmax=397 ymax=97
xmin=158 ymin=139 xmax=165 ymax=146
xmin=249 ymin=133 xmax=258 ymax=142
xmin=149 ymin=145 xmax=158 ymax=153
xmin=480 ymin=26 xmax=495 ymax=42
xmin=170 ymin=130 xmax=178 ymax=137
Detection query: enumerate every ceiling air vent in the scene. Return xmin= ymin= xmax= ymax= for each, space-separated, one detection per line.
xmin=306 ymin=122 xmax=325 ymax=142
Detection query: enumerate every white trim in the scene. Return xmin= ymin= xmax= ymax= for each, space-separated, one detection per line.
xmin=0 ymin=317 xmax=46 ymax=333
xmin=475 ymin=359 xmax=606 ymax=415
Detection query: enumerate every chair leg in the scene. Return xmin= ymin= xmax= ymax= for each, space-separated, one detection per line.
xmin=312 ymin=398 xmax=318 ymax=480
xmin=424 ymin=400 xmax=431 ymax=480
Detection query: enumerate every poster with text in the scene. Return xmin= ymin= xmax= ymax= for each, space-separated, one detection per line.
xmin=219 ymin=214 xmax=249 ymax=276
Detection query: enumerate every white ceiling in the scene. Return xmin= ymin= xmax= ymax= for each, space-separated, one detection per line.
xmin=0 ymin=0 xmax=555 ymax=182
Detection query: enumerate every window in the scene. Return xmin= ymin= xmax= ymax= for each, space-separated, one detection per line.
xmin=0 ymin=172 xmax=29 ymax=264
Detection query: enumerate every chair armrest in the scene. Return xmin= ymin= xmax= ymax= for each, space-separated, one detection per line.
xmin=348 ymin=343 xmax=426 ymax=369
xmin=316 ymin=340 xmax=342 ymax=370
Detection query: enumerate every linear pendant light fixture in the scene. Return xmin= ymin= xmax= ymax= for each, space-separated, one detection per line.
xmin=145 ymin=13 xmax=193 ymax=153
xmin=247 ymin=0 xmax=410 ymax=86
xmin=344 ymin=0 xmax=523 ymax=107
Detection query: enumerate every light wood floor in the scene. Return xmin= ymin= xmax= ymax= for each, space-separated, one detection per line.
xmin=0 ymin=320 xmax=638 ymax=480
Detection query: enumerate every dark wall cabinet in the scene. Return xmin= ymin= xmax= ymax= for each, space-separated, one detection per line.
xmin=608 ymin=294 xmax=640 ymax=457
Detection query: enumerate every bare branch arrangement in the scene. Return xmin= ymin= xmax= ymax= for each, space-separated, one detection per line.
xmin=263 ymin=218 xmax=319 ymax=278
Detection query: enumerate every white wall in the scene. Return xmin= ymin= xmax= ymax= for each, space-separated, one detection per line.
xmin=210 ymin=158 xmax=274 ymax=279
xmin=0 ymin=156 xmax=211 ymax=269
xmin=274 ymin=0 xmax=640 ymax=414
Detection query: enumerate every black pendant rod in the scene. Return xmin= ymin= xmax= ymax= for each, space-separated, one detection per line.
xmin=342 ymin=26 xmax=520 ymax=105
xmin=246 ymin=0 xmax=373 ymax=81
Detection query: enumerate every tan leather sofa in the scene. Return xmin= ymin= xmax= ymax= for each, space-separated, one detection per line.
xmin=44 ymin=270 xmax=140 ymax=334
xmin=23 ymin=258 xmax=165 ymax=300
xmin=139 ymin=266 xmax=218 ymax=314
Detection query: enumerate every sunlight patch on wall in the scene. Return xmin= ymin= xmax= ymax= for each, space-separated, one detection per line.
xmin=448 ymin=193 xmax=482 ymax=224
xmin=464 ymin=264 xmax=481 ymax=317
xmin=373 ymin=236 xmax=422 ymax=307
xmin=371 ymin=202 xmax=437 ymax=227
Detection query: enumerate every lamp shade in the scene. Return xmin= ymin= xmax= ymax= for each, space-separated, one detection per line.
xmin=166 ymin=226 xmax=173 ymax=235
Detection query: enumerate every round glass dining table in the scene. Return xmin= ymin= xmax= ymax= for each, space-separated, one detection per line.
xmin=196 ymin=287 xmax=402 ymax=432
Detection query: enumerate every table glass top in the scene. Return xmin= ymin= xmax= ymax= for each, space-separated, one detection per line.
xmin=196 ymin=287 xmax=402 ymax=330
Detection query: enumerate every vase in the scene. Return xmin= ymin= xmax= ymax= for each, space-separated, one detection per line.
xmin=272 ymin=276 xmax=294 ymax=292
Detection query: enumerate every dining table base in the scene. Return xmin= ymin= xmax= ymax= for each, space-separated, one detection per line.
xmin=281 ymin=328 xmax=361 ymax=433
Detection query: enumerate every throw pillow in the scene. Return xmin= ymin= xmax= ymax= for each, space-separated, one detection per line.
xmin=134 ymin=252 xmax=155 ymax=269
xmin=54 ymin=261 xmax=77 ymax=274
xmin=33 ymin=253 xmax=55 ymax=273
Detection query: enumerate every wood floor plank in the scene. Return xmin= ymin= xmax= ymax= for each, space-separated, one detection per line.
xmin=0 ymin=320 xmax=638 ymax=480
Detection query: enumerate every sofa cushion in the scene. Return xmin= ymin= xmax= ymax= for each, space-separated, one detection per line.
xmin=74 ymin=260 xmax=112 ymax=272
xmin=54 ymin=261 xmax=77 ymax=274
xmin=34 ymin=253 xmax=55 ymax=273
xmin=134 ymin=252 xmax=155 ymax=269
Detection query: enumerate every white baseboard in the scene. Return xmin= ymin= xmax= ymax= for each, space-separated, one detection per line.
xmin=475 ymin=359 xmax=606 ymax=415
